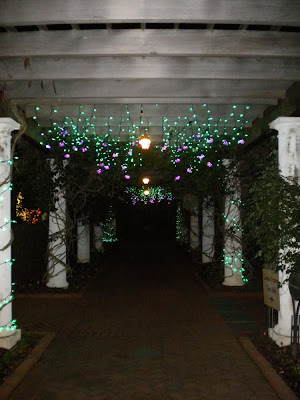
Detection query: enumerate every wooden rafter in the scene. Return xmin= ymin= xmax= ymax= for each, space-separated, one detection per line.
xmin=0 ymin=30 xmax=299 ymax=57
xmin=1 ymin=0 xmax=299 ymax=26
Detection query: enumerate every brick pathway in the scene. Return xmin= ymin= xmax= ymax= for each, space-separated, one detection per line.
xmin=11 ymin=240 xmax=279 ymax=400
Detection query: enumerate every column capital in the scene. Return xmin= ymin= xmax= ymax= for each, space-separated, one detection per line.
xmin=0 ymin=118 xmax=20 ymax=133
xmin=269 ymin=117 xmax=300 ymax=131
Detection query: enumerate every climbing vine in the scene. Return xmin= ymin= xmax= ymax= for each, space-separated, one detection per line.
xmin=243 ymin=140 xmax=300 ymax=276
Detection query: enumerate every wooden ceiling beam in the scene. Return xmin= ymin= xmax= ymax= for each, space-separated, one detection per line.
xmin=0 ymin=30 xmax=299 ymax=57
xmin=12 ymin=97 xmax=279 ymax=106
xmin=1 ymin=79 xmax=290 ymax=99
xmin=1 ymin=0 xmax=299 ymax=26
xmin=1 ymin=56 xmax=299 ymax=81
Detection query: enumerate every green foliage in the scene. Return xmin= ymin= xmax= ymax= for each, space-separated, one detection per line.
xmin=251 ymin=332 xmax=300 ymax=397
xmin=0 ymin=331 xmax=37 ymax=383
xmin=13 ymin=139 xmax=53 ymax=212
xmin=243 ymin=146 xmax=300 ymax=274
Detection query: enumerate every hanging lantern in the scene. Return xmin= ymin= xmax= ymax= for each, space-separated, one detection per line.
xmin=139 ymin=135 xmax=151 ymax=150
xmin=142 ymin=177 xmax=150 ymax=185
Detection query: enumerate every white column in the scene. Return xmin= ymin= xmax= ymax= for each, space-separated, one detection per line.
xmin=0 ymin=118 xmax=21 ymax=349
xmin=94 ymin=223 xmax=104 ymax=253
xmin=223 ymin=160 xmax=244 ymax=286
xmin=47 ymin=160 xmax=69 ymax=289
xmin=202 ymin=200 xmax=215 ymax=263
xmin=77 ymin=218 xmax=90 ymax=263
xmin=268 ymin=117 xmax=300 ymax=346
xmin=190 ymin=205 xmax=199 ymax=251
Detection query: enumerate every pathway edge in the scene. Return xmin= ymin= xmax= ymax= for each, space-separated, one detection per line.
xmin=0 ymin=331 xmax=56 ymax=400
xmin=239 ymin=335 xmax=298 ymax=400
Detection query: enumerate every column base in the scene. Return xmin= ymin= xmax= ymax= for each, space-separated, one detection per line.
xmin=202 ymin=256 xmax=213 ymax=264
xmin=269 ymin=327 xmax=291 ymax=347
xmin=223 ymin=266 xmax=244 ymax=286
xmin=0 ymin=329 xmax=21 ymax=349
xmin=46 ymin=280 xmax=69 ymax=289
xmin=222 ymin=278 xmax=244 ymax=287
xmin=77 ymin=258 xmax=90 ymax=264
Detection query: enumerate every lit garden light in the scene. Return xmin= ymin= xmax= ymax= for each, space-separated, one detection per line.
xmin=139 ymin=135 xmax=151 ymax=150
xmin=143 ymin=189 xmax=150 ymax=196
xmin=142 ymin=177 xmax=150 ymax=185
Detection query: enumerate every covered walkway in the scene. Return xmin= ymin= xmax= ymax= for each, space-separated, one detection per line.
xmin=11 ymin=239 xmax=279 ymax=400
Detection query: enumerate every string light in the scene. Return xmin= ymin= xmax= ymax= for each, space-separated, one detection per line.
xmin=0 ymin=141 xmax=18 ymax=336
xmin=35 ymin=103 xmax=250 ymax=182
xmin=0 ymin=293 xmax=14 ymax=311
xmin=125 ymin=186 xmax=173 ymax=205
xmin=0 ymin=319 xmax=17 ymax=333
xmin=16 ymin=192 xmax=42 ymax=224
xmin=222 ymin=174 xmax=247 ymax=283
xmin=176 ymin=204 xmax=182 ymax=240
xmin=102 ymin=205 xmax=118 ymax=243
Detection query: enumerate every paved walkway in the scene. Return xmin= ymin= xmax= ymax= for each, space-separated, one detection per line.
xmin=11 ymin=240 xmax=279 ymax=400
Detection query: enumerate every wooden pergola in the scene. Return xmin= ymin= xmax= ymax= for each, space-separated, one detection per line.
xmin=0 ymin=0 xmax=299 ymax=142
xmin=0 ymin=0 xmax=300 ymax=350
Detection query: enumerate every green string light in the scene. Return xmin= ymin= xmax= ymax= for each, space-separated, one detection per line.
xmin=125 ymin=186 xmax=173 ymax=205
xmin=176 ymin=204 xmax=182 ymax=240
xmin=102 ymin=206 xmax=118 ymax=243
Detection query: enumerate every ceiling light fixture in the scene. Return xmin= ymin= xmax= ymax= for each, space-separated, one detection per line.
xmin=139 ymin=135 xmax=151 ymax=150
xmin=142 ymin=177 xmax=150 ymax=185
xmin=138 ymin=106 xmax=151 ymax=150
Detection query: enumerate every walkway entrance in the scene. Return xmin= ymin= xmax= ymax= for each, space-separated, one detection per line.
xmin=12 ymin=240 xmax=279 ymax=400
xmin=117 ymin=202 xmax=176 ymax=242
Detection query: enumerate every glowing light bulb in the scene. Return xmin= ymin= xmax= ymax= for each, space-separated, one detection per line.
xmin=144 ymin=189 xmax=150 ymax=196
xmin=139 ymin=136 xmax=151 ymax=150
xmin=142 ymin=177 xmax=150 ymax=185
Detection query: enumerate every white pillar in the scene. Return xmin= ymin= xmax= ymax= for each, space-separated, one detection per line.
xmin=94 ymin=223 xmax=104 ymax=253
xmin=0 ymin=118 xmax=21 ymax=349
xmin=77 ymin=218 xmax=90 ymax=263
xmin=202 ymin=200 xmax=215 ymax=263
xmin=47 ymin=160 xmax=69 ymax=289
xmin=190 ymin=205 xmax=199 ymax=251
xmin=268 ymin=117 xmax=300 ymax=346
xmin=223 ymin=160 xmax=244 ymax=286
